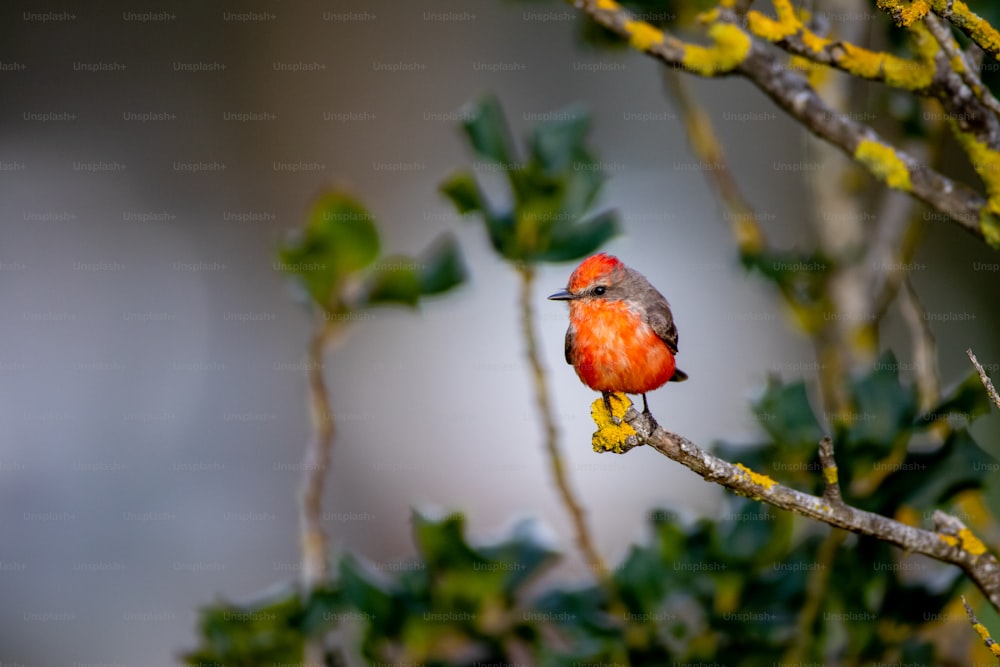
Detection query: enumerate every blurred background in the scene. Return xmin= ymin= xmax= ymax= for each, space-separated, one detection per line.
xmin=1 ymin=1 xmax=998 ymax=665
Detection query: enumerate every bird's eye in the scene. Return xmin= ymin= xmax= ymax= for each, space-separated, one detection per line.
xmin=593 ymin=286 xmax=607 ymax=296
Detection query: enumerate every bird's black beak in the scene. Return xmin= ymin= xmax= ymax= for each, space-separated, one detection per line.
xmin=548 ymin=289 xmax=576 ymax=301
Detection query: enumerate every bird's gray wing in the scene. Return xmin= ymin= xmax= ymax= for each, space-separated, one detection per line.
xmin=564 ymin=327 xmax=575 ymax=365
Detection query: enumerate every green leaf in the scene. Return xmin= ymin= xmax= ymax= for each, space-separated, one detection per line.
xmin=365 ymin=256 xmax=421 ymax=307
xmin=278 ymin=191 xmax=380 ymax=310
xmin=338 ymin=555 xmax=397 ymax=629
xmin=530 ymin=209 xmax=621 ymax=262
xmin=530 ymin=105 xmax=590 ymax=172
xmin=868 ymin=428 xmax=997 ymax=511
xmin=477 ymin=519 xmax=560 ymax=595
xmin=412 ymin=510 xmax=484 ymax=571
xmin=439 ymin=170 xmax=486 ymax=215
xmin=842 ymin=351 xmax=916 ymax=449
xmin=915 ymin=370 xmax=994 ymax=429
xmin=417 ymin=232 xmax=466 ymax=295
xmin=462 ymin=95 xmax=518 ymax=166
xmin=751 ymin=377 xmax=825 ymax=449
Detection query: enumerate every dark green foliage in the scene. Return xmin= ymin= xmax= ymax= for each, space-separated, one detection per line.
xmin=440 ymin=96 xmax=621 ymax=264
xmin=278 ymin=192 xmax=465 ymax=313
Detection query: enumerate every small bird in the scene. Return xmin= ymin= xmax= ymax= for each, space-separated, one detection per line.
xmin=548 ymin=252 xmax=687 ymax=417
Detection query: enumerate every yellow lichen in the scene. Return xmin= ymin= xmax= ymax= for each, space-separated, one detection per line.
xmin=822 ymin=465 xmax=838 ymax=487
xmin=625 ymin=20 xmax=664 ymax=51
xmin=734 ymin=462 xmax=777 ymax=490
xmin=682 ymin=23 xmax=752 ymax=76
xmin=746 ymin=11 xmax=796 ymax=41
xmin=943 ymin=0 xmax=1000 ymax=58
xmin=590 ymin=393 xmax=637 ymax=454
xmin=839 ymin=42 xmax=884 ymax=79
xmin=801 ymin=30 xmax=831 ymax=54
xmin=595 ymin=0 xmax=620 ymax=11
xmin=948 ymin=120 xmax=1000 ymax=247
xmin=789 ymin=55 xmax=829 ymax=88
xmin=854 ymin=139 xmax=913 ymax=191
xmin=882 ymin=52 xmax=935 ymax=89
xmin=958 ymin=527 xmax=988 ymax=556
xmin=877 ymin=0 xmax=930 ymax=26
xmin=938 ymin=528 xmax=989 ymax=556
xmin=938 ymin=533 xmax=959 ymax=548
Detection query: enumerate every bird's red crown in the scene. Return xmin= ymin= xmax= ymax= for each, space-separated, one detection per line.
xmin=567 ymin=252 xmax=623 ymax=292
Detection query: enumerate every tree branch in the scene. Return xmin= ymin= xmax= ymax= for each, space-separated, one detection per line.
xmin=601 ymin=405 xmax=1000 ymax=611
xmin=518 ymin=266 xmax=609 ymax=580
xmin=968 ymin=348 xmax=1000 ymax=410
xmin=569 ymin=0 xmax=989 ymax=241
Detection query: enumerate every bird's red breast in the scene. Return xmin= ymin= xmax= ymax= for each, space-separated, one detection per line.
xmin=566 ymin=298 xmax=677 ymax=394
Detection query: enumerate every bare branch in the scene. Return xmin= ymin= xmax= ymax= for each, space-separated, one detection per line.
xmin=602 ymin=406 xmax=1000 ymax=612
xmin=899 ymin=277 xmax=941 ymax=411
xmin=817 ymin=437 xmax=844 ymax=507
xmin=968 ymin=348 xmax=1000 ymax=410
xmin=300 ymin=320 xmax=341 ymax=588
xmin=518 ymin=266 xmax=609 ymax=579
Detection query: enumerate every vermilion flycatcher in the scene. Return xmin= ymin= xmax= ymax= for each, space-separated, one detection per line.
xmin=548 ymin=252 xmax=687 ymax=415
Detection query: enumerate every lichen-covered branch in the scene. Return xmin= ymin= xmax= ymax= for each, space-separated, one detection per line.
xmin=962 ymin=594 xmax=1000 ymax=660
xmin=598 ymin=403 xmax=1000 ymax=611
xmin=569 ymin=0 xmax=995 ymax=244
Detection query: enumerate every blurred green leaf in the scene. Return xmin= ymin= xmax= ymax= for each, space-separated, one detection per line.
xmin=444 ymin=95 xmax=620 ymax=264
xmin=440 ymin=170 xmax=486 ymax=215
xmin=915 ymin=370 xmax=995 ymax=429
xmin=841 ymin=351 xmax=916 ymax=451
xmin=868 ymin=428 xmax=996 ymax=512
xmin=418 ymin=233 xmax=467 ymax=295
xmin=532 ymin=210 xmax=621 ymax=261
xmin=365 ymin=256 xmax=421 ymax=307
xmin=461 ymin=95 xmax=518 ymax=166
xmin=752 ymin=377 xmax=825 ymax=449
xmin=530 ymin=106 xmax=590 ymax=172
xmin=278 ymin=192 xmax=380 ymax=311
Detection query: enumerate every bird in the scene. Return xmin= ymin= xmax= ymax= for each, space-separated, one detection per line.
xmin=548 ymin=252 xmax=687 ymax=417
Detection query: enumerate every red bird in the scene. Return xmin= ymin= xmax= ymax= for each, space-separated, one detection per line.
xmin=549 ymin=253 xmax=687 ymax=415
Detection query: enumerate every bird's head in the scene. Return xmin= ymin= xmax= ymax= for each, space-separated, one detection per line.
xmin=548 ymin=252 xmax=627 ymax=303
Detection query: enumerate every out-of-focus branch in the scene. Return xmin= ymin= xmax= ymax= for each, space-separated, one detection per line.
xmin=968 ymin=348 xmax=1000 ymax=410
xmin=300 ymin=320 xmax=341 ymax=588
xmin=661 ymin=69 xmax=767 ymax=256
xmin=300 ymin=319 xmax=341 ymax=665
xmin=517 ymin=266 xmax=609 ymax=580
xmin=601 ymin=406 xmax=1000 ymax=612
xmin=899 ymin=277 xmax=941 ymax=411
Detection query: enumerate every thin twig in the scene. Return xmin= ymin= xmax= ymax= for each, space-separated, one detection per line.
xmin=300 ymin=318 xmax=341 ymax=666
xmin=300 ymin=320 xmax=341 ymax=588
xmin=968 ymin=348 xmax=1000 ymax=410
xmin=609 ymin=408 xmax=1000 ymax=612
xmin=899 ymin=277 xmax=941 ymax=412
xmin=962 ymin=595 xmax=1000 ymax=661
xmin=518 ymin=266 xmax=609 ymax=579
